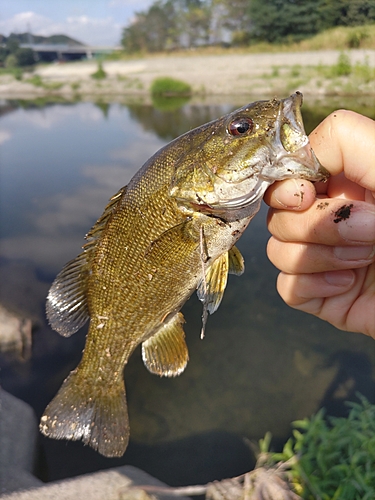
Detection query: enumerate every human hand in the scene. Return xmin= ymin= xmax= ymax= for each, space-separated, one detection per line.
xmin=264 ymin=110 xmax=375 ymax=338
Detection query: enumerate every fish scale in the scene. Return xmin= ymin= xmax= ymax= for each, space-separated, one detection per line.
xmin=40 ymin=93 xmax=329 ymax=457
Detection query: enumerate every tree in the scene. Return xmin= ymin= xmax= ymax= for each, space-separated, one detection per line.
xmin=214 ymin=0 xmax=253 ymax=45
xmin=122 ymin=0 xmax=180 ymax=52
xmin=0 ymin=36 xmax=36 ymax=67
xmin=317 ymin=0 xmax=375 ymax=29
xmin=249 ymin=0 xmax=320 ymax=43
xmin=15 ymin=48 xmax=35 ymax=66
xmin=179 ymin=0 xmax=212 ymax=47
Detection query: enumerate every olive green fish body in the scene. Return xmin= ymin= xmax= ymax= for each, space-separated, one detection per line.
xmin=40 ymin=93 xmax=329 ymax=457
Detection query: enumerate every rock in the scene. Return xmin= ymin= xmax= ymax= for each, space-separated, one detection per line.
xmin=0 ymin=304 xmax=32 ymax=359
xmin=0 ymin=389 xmax=42 ymax=494
xmin=0 ymin=465 xmax=190 ymax=500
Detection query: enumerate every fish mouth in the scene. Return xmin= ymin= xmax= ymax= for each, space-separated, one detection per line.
xmin=208 ymin=93 xmax=329 ymax=215
xmin=261 ymin=92 xmax=330 ymax=183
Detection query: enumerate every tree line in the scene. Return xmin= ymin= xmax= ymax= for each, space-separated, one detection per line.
xmin=121 ymin=0 xmax=375 ymax=52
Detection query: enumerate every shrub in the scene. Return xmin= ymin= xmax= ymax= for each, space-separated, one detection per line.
xmin=332 ymin=52 xmax=352 ymax=77
xmin=151 ymin=77 xmax=192 ymax=97
xmin=5 ymin=54 xmax=18 ymax=68
xmin=91 ymin=62 xmax=107 ymax=80
xmin=347 ymin=29 xmax=369 ymax=49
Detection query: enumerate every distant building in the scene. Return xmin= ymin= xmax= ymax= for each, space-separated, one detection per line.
xmin=1 ymin=32 xmax=121 ymax=62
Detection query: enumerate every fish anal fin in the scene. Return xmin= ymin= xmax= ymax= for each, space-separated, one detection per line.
xmin=197 ymin=251 xmax=229 ymax=316
xmin=142 ymin=312 xmax=189 ymax=377
xmin=40 ymin=370 xmax=129 ymax=458
xmin=228 ymin=245 xmax=245 ymax=276
xmin=46 ymin=252 xmax=90 ymax=337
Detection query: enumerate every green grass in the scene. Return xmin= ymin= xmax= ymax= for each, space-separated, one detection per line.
xmin=25 ymin=74 xmax=64 ymax=90
xmin=0 ymin=66 xmax=23 ymax=80
xmin=150 ymin=76 xmax=192 ymax=96
xmin=259 ymin=395 xmax=375 ymax=499
xmin=256 ymin=52 xmax=375 ymax=96
xmin=91 ymin=62 xmax=107 ymax=80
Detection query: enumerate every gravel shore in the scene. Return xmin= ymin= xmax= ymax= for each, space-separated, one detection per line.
xmin=1 ymin=49 xmax=374 ymax=99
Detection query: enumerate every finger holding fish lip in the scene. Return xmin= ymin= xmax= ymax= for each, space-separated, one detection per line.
xmin=264 ymin=178 xmax=317 ymax=211
xmin=309 ymin=109 xmax=375 ymax=190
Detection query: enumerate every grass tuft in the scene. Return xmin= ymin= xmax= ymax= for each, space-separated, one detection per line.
xmin=151 ymin=77 xmax=192 ymax=97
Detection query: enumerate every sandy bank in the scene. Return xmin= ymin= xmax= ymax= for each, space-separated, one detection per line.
xmin=1 ymin=49 xmax=374 ymax=99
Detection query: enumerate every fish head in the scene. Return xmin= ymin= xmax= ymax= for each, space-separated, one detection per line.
xmin=171 ymin=92 xmax=329 ymax=221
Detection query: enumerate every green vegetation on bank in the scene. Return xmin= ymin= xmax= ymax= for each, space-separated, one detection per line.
xmin=91 ymin=62 xmax=107 ymax=80
xmin=259 ymin=395 xmax=375 ymax=499
xmin=258 ymin=52 xmax=375 ymax=96
xmin=151 ymin=76 xmax=192 ymax=96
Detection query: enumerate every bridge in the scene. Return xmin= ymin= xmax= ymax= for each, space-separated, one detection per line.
xmin=19 ymin=43 xmax=122 ymax=62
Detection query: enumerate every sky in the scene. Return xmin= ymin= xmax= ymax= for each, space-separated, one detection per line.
xmin=0 ymin=0 xmax=155 ymax=46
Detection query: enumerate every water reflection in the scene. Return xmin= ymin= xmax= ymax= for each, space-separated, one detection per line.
xmin=0 ymin=97 xmax=374 ymax=484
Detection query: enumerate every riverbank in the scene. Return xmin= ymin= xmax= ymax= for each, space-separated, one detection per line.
xmin=1 ymin=49 xmax=374 ymax=100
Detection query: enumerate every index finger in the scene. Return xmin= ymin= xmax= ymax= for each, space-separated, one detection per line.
xmin=309 ymin=110 xmax=375 ymax=191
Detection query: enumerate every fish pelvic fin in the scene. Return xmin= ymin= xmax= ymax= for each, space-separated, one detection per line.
xmin=197 ymin=246 xmax=244 ymax=339
xmin=228 ymin=245 xmax=245 ymax=276
xmin=39 ymin=370 xmax=129 ymax=458
xmin=197 ymin=251 xmax=229 ymax=315
xmin=142 ymin=312 xmax=189 ymax=377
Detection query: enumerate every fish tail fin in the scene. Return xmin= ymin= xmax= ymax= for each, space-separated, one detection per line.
xmin=39 ymin=370 xmax=129 ymax=457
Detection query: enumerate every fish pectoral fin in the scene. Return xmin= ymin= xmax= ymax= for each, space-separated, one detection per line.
xmin=144 ymin=219 xmax=198 ymax=261
xmin=197 ymin=251 xmax=229 ymax=316
xmin=228 ymin=245 xmax=245 ymax=276
xmin=46 ymin=251 xmax=90 ymax=337
xmin=142 ymin=312 xmax=189 ymax=377
xmin=40 ymin=370 xmax=129 ymax=458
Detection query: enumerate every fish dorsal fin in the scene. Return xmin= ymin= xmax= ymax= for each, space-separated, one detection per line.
xmin=84 ymin=185 xmax=126 ymax=251
xmin=142 ymin=312 xmax=189 ymax=377
xmin=46 ymin=251 xmax=90 ymax=337
xmin=46 ymin=186 xmax=127 ymax=338
xmin=228 ymin=245 xmax=245 ymax=276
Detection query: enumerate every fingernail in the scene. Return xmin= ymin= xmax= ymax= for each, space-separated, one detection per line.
xmin=336 ymin=209 xmax=375 ymax=242
xmin=274 ymin=179 xmax=305 ymax=208
xmin=325 ymin=270 xmax=355 ymax=286
xmin=334 ymin=245 xmax=375 ymax=261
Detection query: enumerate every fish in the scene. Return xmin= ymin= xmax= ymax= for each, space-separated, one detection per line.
xmin=40 ymin=92 xmax=329 ymax=457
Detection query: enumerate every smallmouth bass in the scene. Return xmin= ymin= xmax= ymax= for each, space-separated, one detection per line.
xmin=40 ymin=92 xmax=329 ymax=457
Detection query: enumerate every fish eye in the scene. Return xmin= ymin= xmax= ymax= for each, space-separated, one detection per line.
xmin=228 ymin=117 xmax=254 ymax=136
